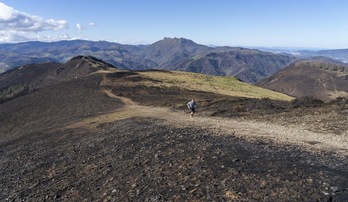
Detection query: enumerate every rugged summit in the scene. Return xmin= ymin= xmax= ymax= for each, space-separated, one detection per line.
xmin=133 ymin=37 xmax=211 ymax=67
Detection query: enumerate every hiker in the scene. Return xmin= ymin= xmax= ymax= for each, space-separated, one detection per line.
xmin=187 ymin=99 xmax=197 ymax=118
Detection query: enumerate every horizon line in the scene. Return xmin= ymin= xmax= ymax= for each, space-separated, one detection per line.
xmin=0 ymin=38 xmax=346 ymax=51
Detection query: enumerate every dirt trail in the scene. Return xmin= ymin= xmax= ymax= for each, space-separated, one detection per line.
xmin=68 ymin=89 xmax=348 ymax=157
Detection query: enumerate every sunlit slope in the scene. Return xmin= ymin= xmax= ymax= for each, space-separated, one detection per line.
xmin=129 ymin=70 xmax=294 ymax=101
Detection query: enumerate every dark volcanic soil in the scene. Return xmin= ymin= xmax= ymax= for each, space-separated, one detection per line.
xmin=1 ymin=118 xmax=348 ymax=201
xmin=1 ymin=71 xmax=348 ymax=201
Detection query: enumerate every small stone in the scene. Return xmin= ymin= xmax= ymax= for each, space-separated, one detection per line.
xmin=330 ymin=186 xmax=339 ymax=192
xmin=260 ymin=181 xmax=266 ymax=189
xmin=150 ymin=194 xmax=162 ymax=202
xmin=306 ymin=178 xmax=313 ymax=183
xmin=322 ymin=182 xmax=330 ymax=190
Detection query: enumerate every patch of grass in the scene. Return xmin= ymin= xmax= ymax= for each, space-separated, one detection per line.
xmin=138 ymin=70 xmax=294 ymax=101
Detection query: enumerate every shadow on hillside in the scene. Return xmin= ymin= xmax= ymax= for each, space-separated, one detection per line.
xmin=1 ymin=117 xmax=347 ymax=201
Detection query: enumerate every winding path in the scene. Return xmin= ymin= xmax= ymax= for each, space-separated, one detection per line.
xmin=67 ymin=88 xmax=348 ymax=157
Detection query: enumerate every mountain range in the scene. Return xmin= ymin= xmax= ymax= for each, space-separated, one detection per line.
xmin=0 ymin=38 xmax=295 ymax=83
xmin=297 ymin=49 xmax=348 ymax=63
xmin=1 ymin=37 xmax=348 ymax=100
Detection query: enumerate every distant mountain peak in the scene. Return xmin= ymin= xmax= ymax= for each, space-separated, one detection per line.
xmin=163 ymin=37 xmax=196 ymax=44
xmin=135 ymin=37 xmax=211 ymax=67
xmin=157 ymin=37 xmax=198 ymax=47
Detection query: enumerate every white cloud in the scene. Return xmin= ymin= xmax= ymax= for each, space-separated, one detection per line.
xmin=0 ymin=2 xmax=13 ymax=20
xmin=76 ymin=22 xmax=96 ymax=31
xmin=76 ymin=23 xmax=82 ymax=31
xmin=0 ymin=30 xmax=77 ymax=43
xmin=0 ymin=2 xmax=68 ymax=42
xmin=0 ymin=30 xmax=31 ymax=42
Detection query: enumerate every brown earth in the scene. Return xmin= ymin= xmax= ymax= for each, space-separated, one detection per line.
xmin=1 ymin=70 xmax=348 ymax=201
xmin=256 ymin=62 xmax=348 ymax=101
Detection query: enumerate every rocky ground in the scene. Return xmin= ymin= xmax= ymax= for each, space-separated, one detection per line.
xmin=1 ymin=72 xmax=348 ymax=201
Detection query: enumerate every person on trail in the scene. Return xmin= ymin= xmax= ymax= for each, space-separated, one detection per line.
xmin=187 ymin=99 xmax=197 ymax=118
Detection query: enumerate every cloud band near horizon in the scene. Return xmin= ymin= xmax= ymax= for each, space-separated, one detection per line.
xmin=0 ymin=2 xmax=69 ymax=42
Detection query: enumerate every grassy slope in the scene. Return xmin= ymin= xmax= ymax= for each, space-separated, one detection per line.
xmin=137 ymin=70 xmax=294 ymax=101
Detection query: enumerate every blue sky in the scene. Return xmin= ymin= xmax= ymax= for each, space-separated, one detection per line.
xmin=1 ymin=0 xmax=348 ymax=49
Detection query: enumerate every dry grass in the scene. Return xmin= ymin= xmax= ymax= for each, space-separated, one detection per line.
xmin=138 ymin=70 xmax=294 ymax=101
xmin=93 ymin=69 xmax=293 ymax=101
